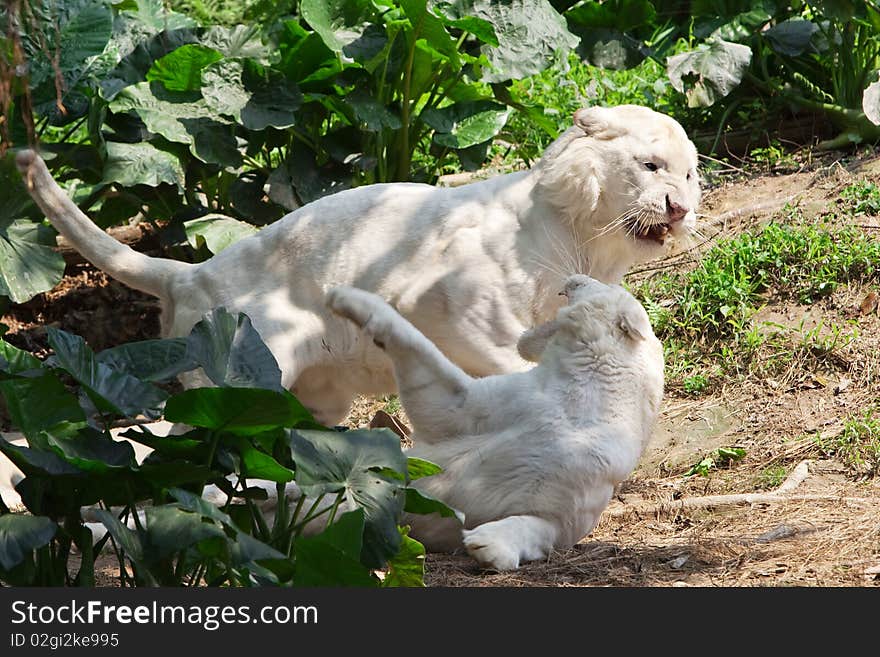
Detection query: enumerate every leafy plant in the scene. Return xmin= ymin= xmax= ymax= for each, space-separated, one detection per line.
xmin=840 ymin=180 xmax=880 ymax=216
xmin=685 ymin=446 xmax=746 ymax=477
xmin=816 ymin=410 xmax=880 ymax=476
xmin=748 ymin=140 xmax=798 ymax=172
xmin=0 ymin=310 xmax=455 ymax=586
xmin=756 ymin=465 xmax=787 ymax=489
xmin=683 ymin=373 xmax=709 ymax=395
xmin=1 ymin=0 xmax=583 ymax=305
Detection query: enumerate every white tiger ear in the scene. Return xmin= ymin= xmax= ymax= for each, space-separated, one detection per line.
xmin=618 ymin=308 xmax=648 ymax=341
xmin=573 ymin=107 xmax=627 ymax=140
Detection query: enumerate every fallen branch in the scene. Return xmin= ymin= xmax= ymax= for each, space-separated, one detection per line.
xmin=605 ymin=460 xmax=872 ymax=520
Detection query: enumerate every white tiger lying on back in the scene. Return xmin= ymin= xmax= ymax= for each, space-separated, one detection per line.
xmin=326 ymin=275 xmax=664 ymax=570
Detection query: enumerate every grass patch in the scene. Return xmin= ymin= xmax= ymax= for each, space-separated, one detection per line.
xmin=839 ymin=180 xmax=880 ymax=216
xmin=756 ymin=465 xmax=788 ymax=489
xmin=381 ymin=395 xmax=402 ymax=416
xmin=635 ymin=213 xmax=880 ymax=389
xmin=682 ymin=373 xmax=710 ymax=395
xmin=816 ymin=411 xmax=880 ymax=477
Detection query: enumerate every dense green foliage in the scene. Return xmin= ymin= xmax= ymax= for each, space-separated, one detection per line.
xmin=0 ymin=308 xmax=456 ymax=586
xmin=3 ymin=1 xmax=880 ymax=306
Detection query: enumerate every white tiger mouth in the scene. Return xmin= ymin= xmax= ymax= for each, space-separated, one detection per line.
xmin=630 ymin=221 xmax=671 ymax=244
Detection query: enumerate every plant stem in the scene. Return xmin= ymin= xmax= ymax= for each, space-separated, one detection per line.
xmin=284 ymin=494 xmax=307 ymax=556
xmin=325 ymin=491 xmax=345 ymax=528
xmin=290 ymin=493 xmax=326 ymax=539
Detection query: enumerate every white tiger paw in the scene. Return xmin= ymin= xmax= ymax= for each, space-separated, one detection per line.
xmin=462 ymin=525 xmax=521 ymax=571
xmin=326 ymin=286 xmax=382 ymax=329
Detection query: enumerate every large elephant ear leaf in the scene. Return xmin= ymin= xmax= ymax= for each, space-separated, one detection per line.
xmin=667 ymin=37 xmax=752 ymax=107
xmin=300 ymin=0 xmax=380 ymax=57
xmin=46 ymin=328 xmax=169 ymax=418
xmin=422 ymin=101 xmax=511 ymax=149
xmin=0 ymin=515 xmax=57 ymax=571
xmin=467 ymin=0 xmax=580 ymax=83
xmin=184 ymin=308 xmax=284 ymax=391
xmin=0 ymin=156 xmax=65 ymax=304
xmin=289 ymin=428 xmax=407 ymax=568
xmin=294 ymin=509 xmax=379 ymax=587
xmin=0 ymin=219 xmax=66 ymax=304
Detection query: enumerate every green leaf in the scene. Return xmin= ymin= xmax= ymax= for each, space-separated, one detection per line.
xmin=300 ymin=0 xmax=377 ymax=54
xmin=0 ymin=218 xmax=66 ymax=304
xmin=764 ymin=19 xmax=819 ymax=57
xmin=406 ymin=457 xmax=442 ymax=481
xmin=165 ymin=388 xmax=313 ymax=434
xmin=716 ymin=446 xmax=746 ymax=464
xmin=109 ymin=82 xmax=239 ymax=166
xmin=382 ymin=526 xmax=425 ymax=587
xmin=200 ymin=60 xmax=251 ymax=120
xmin=269 ymin=148 xmax=351 ymax=206
xmin=228 ymin=531 xmax=286 ymax=565
xmin=38 ymin=427 xmax=137 ymax=474
xmin=47 ymin=327 xmax=169 ymax=418
xmin=232 ymin=437 xmax=296 ymax=483
xmin=184 ymin=214 xmax=260 ymax=255
xmin=146 ymin=44 xmax=224 ymax=92
xmin=91 ymin=509 xmax=156 ymax=585
xmin=145 ymin=506 xmax=225 ymax=559
xmin=0 ymin=515 xmax=58 ymax=571
xmin=102 ymin=142 xmax=186 ymax=190
xmin=294 ymin=509 xmax=378 ymax=587
xmin=184 ymin=308 xmax=284 ymax=391
xmin=201 ymin=59 xmax=302 ymax=131
xmin=0 ymin=437 xmax=84 ymax=477
xmin=202 ymin=25 xmax=267 ymax=59
xmin=0 ymin=374 xmax=86 ymax=440
xmin=566 ymin=0 xmax=656 ymax=32
xmin=422 ymin=100 xmax=511 ymax=149
xmin=277 ymin=20 xmax=342 ymax=86
xmin=401 ymin=0 xmax=459 ymax=62
xmin=290 ymin=428 xmax=406 ymax=568
xmin=136 ymin=461 xmax=216 ymax=489
xmin=117 ymin=0 xmax=197 ymax=33
xmin=430 ymin=2 xmax=498 ymax=45
xmin=97 ymin=338 xmax=195 ymax=382
xmin=467 ymin=0 xmax=579 ymax=83
xmin=569 ymin=26 xmax=645 ymax=70
xmin=168 ymin=487 xmax=235 ymax=526
xmin=667 ymin=38 xmax=752 ymax=108
xmin=24 ymin=0 xmax=114 ymax=104
xmin=0 ymin=155 xmax=38 ymax=222
xmin=345 ymin=92 xmax=402 ymax=132
xmin=404 ymin=487 xmax=462 ymax=521
xmin=0 ymin=339 xmax=42 ymax=375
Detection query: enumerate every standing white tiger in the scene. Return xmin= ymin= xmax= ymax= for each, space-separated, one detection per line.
xmin=326 ymin=275 xmax=664 ymax=570
xmin=17 ymin=104 xmax=698 ymax=426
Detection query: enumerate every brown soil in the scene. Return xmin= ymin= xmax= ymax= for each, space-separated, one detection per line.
xmin=4 ymin=149 xmax=880 ymax=587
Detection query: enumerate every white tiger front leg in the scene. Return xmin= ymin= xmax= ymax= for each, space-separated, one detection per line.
xmin=517 ymin=319 xmax=561 ymax=362
xmin=462 ymin=515 xmax=559 ymax=571
xmin=326 ymin=286 xmax=474 ymax=438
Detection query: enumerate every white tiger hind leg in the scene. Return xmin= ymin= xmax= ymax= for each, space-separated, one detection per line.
xmin=325 ymin=286 xmax=473 ymax=439
xmin=462 ymin=515 xmax=559 ymax=571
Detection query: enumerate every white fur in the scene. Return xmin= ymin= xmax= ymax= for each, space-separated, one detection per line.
xmin=326 ymin=275 xmax=664 ymax=570
xmin=16 ymin=105 xmax=696 ymax=425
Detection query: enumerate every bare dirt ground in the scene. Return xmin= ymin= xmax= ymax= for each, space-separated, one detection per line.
xmin=3 ymin=151 xmax=880 ymax=587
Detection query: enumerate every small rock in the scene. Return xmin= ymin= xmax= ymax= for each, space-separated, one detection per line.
xmin=756 ymin=524 xmax=799 ymax=543
xmin=667 ymin=555 xmax=690 ymax=570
